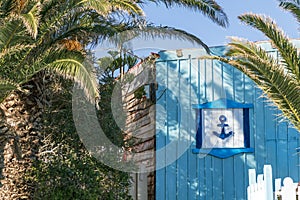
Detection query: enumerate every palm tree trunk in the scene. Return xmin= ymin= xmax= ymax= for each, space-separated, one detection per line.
xmin=0 ymin=76 xmax=46 ymax=199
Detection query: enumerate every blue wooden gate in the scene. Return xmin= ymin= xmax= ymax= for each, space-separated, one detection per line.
xmin=155 ymin=40 xmax=300 ymax=200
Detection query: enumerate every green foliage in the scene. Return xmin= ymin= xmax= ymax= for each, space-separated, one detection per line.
xmin=0 ymin=0 xmax=147 ymax=102
xmin=97 ymin=52 xmax=138 ymax=148
xmin=31 ymin=134 xmax=132 ymax=200
xmin=134 ymin=86 xmax=146 ymax=99
xmin=0 ymin=79 xmax=19 ymax=101
xmin=98 ymin=78 xmax=126 ymax=148
xmin=0 ymin=0 xmax=229 ymax=103
xmin=97 ymin=51 xmax=138 ymax=80
xmin=27 ymin=79 xmax=132 ymax=200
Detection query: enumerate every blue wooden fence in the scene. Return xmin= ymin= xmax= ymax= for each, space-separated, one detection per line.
xmin=155 ymin=40 xmax=300 ymax=200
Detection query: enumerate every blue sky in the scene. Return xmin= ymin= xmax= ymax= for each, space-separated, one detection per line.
xmin=98 ymin=1 xmax=299 ymax=58
xmin=129 ymin=0 xmax=299 ymax=54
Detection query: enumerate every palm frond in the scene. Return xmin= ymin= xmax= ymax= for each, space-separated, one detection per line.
xmin=238 ymin=14 xmax=300 ymax=81
xmin=78 ymin=0 xmax=112 ymax=16
xmin=146 ymin=0 xmax=228 ymax=27
xmin=0 ymin=0 xmax=15 ymax=17
xmin=206 ymin=38 xmax=300 ymax=130
xmin=107 ymin=24 xmax=210 ymax=52
xmin=79 ymin=0 xmax=144 ymax=16
xmin=0 ymin=44 xmax=35 ymax=60
xmin=15 ymin=1 xmax=74 ymax=70
xmin=109 ymin=0 xmax=144 ymax=16
xmin=0 ymin=79 xmax=19 ymax=103
xmin=279 ymin=0 xmax=300 ymax=24
xmin=44 ymin=51 xmax=99 ymax=100
xmin=20 ymin=2 xmax=40 ymax=38
xmin=0 ymin=20 xmax=22 ymax=49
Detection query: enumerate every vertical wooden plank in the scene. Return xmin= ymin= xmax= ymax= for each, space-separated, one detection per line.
xmin=243 ymin=73 xmax=257 ymax=200
xmin=223 ymin=158 xmax=235 ymax=200
xmin=165 ymin=60 xmax=179 ymax=200
xmin=222 ymin=63 xmax=235 ymax=200
xmin=232 ymin=68 xmax=246 ymax=200
xmin=263 ymin=98 xmax=277 ymax=188
xmin=277 ymin=114 xmax=288 ymax=140
xmin=233 ymin=68 xmax=244 ymax=103
xmin=205 ymin=59 xmax=213 ymax=102
xmin=253 ymin=88 xmax=266 ymax=172
xmin=198 ymin=59 xmax=207 ymax=200
xmin=155 ymin=61 xmax=167 ymax=200
xmin=203 ymin=59 xmax=213 ymax=200
xmin=298 ymin=127 xmax=300 ymax=181
xmin=276 ymin=113 xmax=288 ymax=179
xmin=211 ymin=60 xmax=223 ymax=200
xmin=188 ymin=58 xmax=199 ymax=200
xmin=177 ymin=58 xmax=189 ymax=200
xmin=265 ymin=106 xmax=277 ymax=172
xmin=276 ymin=138 xmax=289 ymax=178
xmin=265 ymin=106 xmax=277 ymax=141
xmin=212 ymin=157 xmax=223 ymax=200
xmin=222 ymin=63 xmax=234 ymax=100
xmin=298 ymin=128 xmax=300 ymax=180
xmin=177 ymin=144 xmax=188 ymax=200
xmin=212 ymin=60 xmax=223 ymax=100
xmin=287 ymin=127 xmax=299 ymax=180
xmin=265 ymin=140 xmax=277 ymax=172
xmin=244 ymin=73 xmax=256 ymax=188
xmin=188 ymin=122 xmax=199 ymax=200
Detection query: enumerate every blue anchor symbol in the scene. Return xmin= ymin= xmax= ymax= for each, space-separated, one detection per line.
xmin=213 ymin=115 xmax=234 ymax=140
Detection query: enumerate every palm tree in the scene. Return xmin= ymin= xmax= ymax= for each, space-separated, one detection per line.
xmin=208 ymin=0 xmax=300 ymax=131
xmin=0 ymin=0 xmax=146 ymax=101
xmin=0 ymin=0 xmax=229 ymax=102
xmin=0 ymin=0 xmax=229 ymax=198
xmin=0 ymin=0 xmax=228 ymax=101
xmin=0 ymin=0 xmax=147 ymax=198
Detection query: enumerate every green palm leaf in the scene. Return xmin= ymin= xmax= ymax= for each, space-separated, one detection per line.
xmin=279 ymin=0 xmax=300 ymax=24
xmin=108 ymin=24 xmax=210 ymax=52
xmin=0 ymin=0 xmax=228 ymax=103
xmin=79 ymin=0 xmax=144 ymax=16
xmin=207 ymin=37 xmax=300 ymax=131
xmin=0 ymin=44 xmax=34 ymax=67
xmin=20 ymin=2 xmax=40 ymax=38
xmin=238 ymin=14 xmax=300 ymax=81
xmin=45 ymin=52 xmax=99 ymax=100
xmin=145 ymin=0 xmax=228 ymax=27
xmin=109 ymin=0 xmax=144 ymax=16
xmin=0 ymin=79 xmax=19 ymax=102
xmin=0 ymin=20 xmax=22 ymax=49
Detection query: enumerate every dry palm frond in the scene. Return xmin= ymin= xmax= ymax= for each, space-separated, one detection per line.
xmin=59 ymin=39 xmax=83 ymax=51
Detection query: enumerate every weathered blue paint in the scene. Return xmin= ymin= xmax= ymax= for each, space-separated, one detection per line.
xmin=155 ymin=40 xmax=300 ymax=200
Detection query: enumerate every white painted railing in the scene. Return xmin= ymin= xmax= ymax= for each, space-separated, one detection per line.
xmin=247 ymin=165 xmax=300 ymax=200
xmin=247 ymin=165 xmax=273 ymax=200
xmin=274 ymin=177 xmax=299 ymax=200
